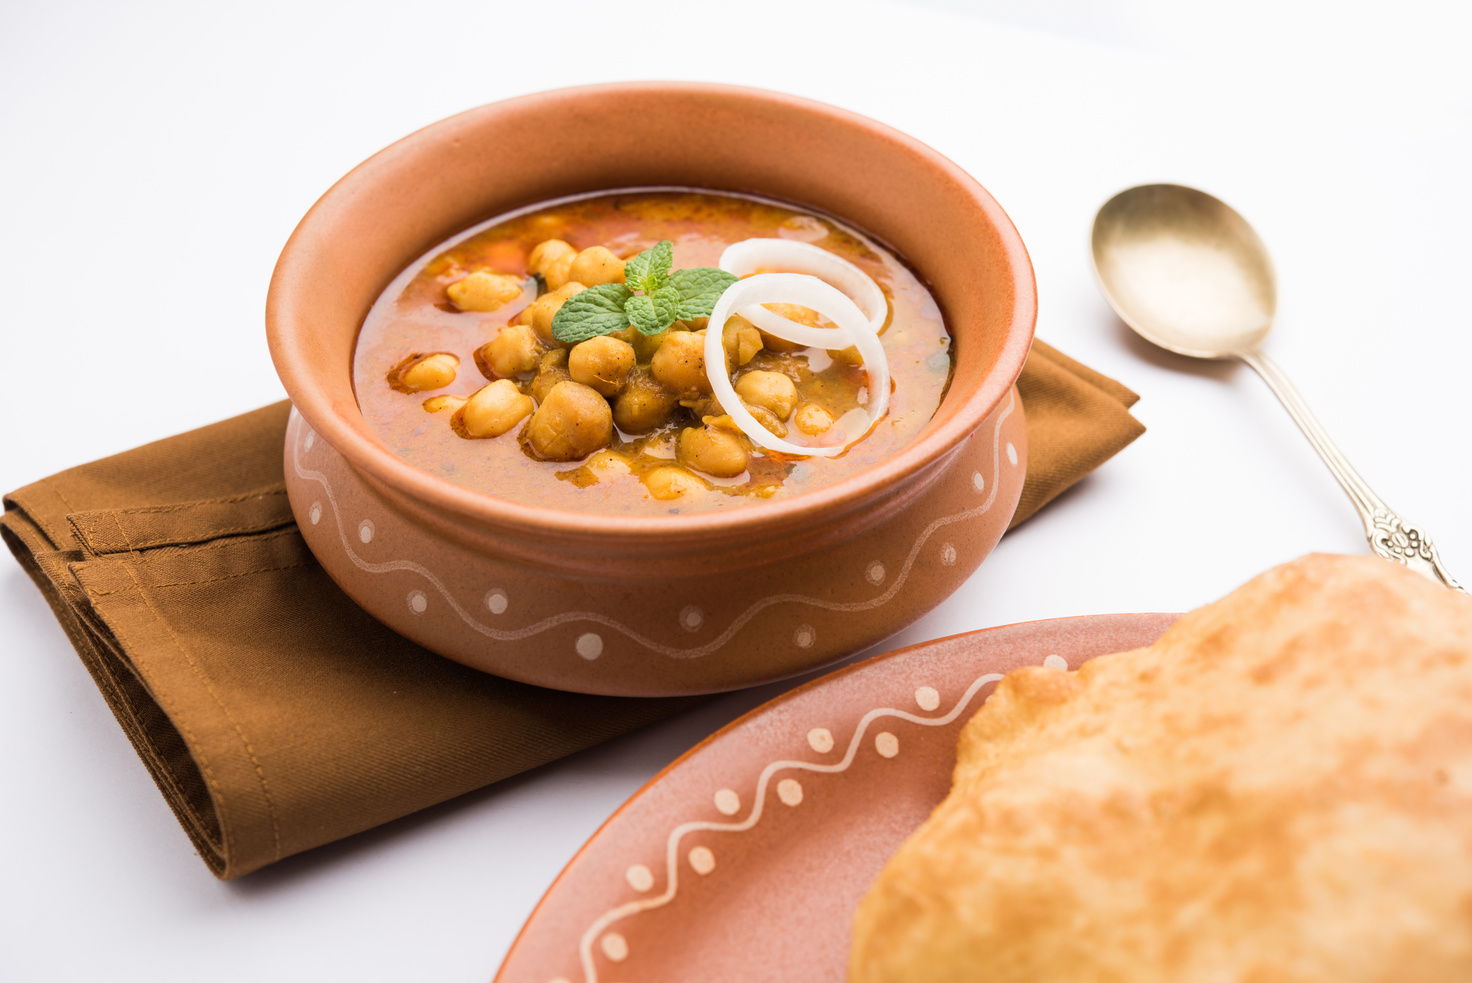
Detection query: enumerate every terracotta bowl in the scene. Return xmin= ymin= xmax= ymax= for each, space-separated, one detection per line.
xmin=266 ymin=82 xmax=1035 ymax=697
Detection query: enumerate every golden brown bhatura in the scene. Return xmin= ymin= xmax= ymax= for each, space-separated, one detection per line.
xmin=850 ymin=554 xmax=1472 ymax=983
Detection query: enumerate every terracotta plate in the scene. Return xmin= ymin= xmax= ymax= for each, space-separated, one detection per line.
xmin=495 ymin=613 xmax=1180 ymax=983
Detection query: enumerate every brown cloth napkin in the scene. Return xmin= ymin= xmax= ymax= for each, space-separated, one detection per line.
xmin=2 ymin=340 xmax=1142 ymax=880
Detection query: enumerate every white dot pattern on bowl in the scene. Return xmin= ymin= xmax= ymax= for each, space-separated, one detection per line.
xmin=1006 ymin=441 xmax=1018 ymax=466
xmin=777 ymin=778 xmax=803 ymax=806
xmin=291 ymin=389 xmax=1022 ymax=701
xmin=625 ymin=864 xmax=654 ymax=893
xmin=304 ymin=431 xmax=315 ymax=450
xmin=713 ymin=789 xmax=740 ymax=815
xmin=807 ymin=728 xmax=834 ymax=753
xmin=875 ymin=732 xmax=899 ymax=758
xmin=688 ymin=846 xmax=715 ymax=875
xmin=600 ymin=932 xmax=628 ymax=962
xmin=972 ymin=470 xmax=985 ymax=492
xmin=915 ymin=686 xmax=940 ymax=711
xmin=1044 ymin=654 xmax=1069 ymax=670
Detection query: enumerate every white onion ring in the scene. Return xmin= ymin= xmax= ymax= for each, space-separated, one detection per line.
xmin=718 ymin=238 xmax=888 ymax=337
xmin=704 ymin=273 xmax=890 ymax=458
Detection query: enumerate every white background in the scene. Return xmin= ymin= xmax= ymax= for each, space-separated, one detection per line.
xmin=2 ymin=0 xmax=1469 ymax=978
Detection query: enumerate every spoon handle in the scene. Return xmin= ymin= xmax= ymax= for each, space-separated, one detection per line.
xmin=1237 ymin=348 xmax=1464 ymax=592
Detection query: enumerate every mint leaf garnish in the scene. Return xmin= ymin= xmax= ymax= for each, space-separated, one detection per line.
xmin=626 ymin=287 xmax=681 ymax=335
xmin=546 ymin=241 xmax=733 ymax=344
xmin=551 ymin=283 xmax=632 ymax=342
xmin=651 ymin=285 xmax=681 ymax=327
xmin=669 ymin=267 xmax=739 ymax=320
xmin=624 ymin=241 xmax=674 ymax=295
xmin=625 ymin=294 xmax=660 ymax=335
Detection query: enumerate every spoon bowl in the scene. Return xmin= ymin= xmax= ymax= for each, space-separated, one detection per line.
xmin=1092 ymin=184 xmax=1276 ymax=358
xmin=1091 ymin=183 xmax=1462 ymax=592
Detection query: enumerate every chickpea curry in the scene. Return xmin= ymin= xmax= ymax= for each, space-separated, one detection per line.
xmin=354 ymin=190 xmax=953 ymax=515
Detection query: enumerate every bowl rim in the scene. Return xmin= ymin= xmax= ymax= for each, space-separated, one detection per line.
xmin=267 ymin=81 xmax=1036 ymax=541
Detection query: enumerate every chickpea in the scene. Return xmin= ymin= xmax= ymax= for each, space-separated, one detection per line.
xmin=523 ymin=381 xmax=614 ymax=461
xmin=765 ymin=303 xmax=818 ymax=325
xmin=528 ymin=239 xmax=573 ymax=272
xmin=631 ymin=328 xmax=668 ymax=362
xmin=734 ymin=370 xmax=799 ymax=420
xmin=794 ymin=401 xmax=835 ymax=435
xmin=586 ymin=449 xmax=633 ymax=478
xmin=568 ymin=335 xmax=636 ymax=396
xmin=388 ymin=352 xmax=458 ymax=393
xmin=707 ymin=405 xmax=787 ymax=439
xmin=650 ymin=329 xmax=711 ymax=395
xmin=526 ymin=281 xmax=587 ymax=345
xmin=528 ymin=239 xmax=578 ymax=290
xmin=757 ymin=303 xmax=817 ymax=352
xmin=530 ymin=348 xmax=572 ymax=404
xmin=446 ymin=270 xmax=525 ymax=312
xmin=454 ymin=380 xmax=534 ymax=438
xmin=679 ymin=394 xmax=723 ymax=418
xmin=757 ymin=332 xmax=803 ymax=354
xmin=544 ymin=252 xmax=576 ymax=290
xmin=476 ymin=324 xmax=543 ymax=378
xmin=568 ymin=246 xmax=626 ymax=287
xmin=422 ymin=394 xmax=466 ymax=414
xmin=747 ymin=403 xmax=788 ymax=438
xmin=613 ymin=371 xmax=678 ymax=434
xmin=678 ymin=425 xmax=749 ymax=478
xmin=722 ymin=314 xmax=763 ymax=367
xmin=643 ymin=466 xmax=707 ymax=501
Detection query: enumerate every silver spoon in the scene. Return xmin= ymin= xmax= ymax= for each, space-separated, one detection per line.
xmin=1091 ymin=183 xmax=1462 ymax=591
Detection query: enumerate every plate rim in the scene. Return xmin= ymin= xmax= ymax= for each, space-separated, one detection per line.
xmin=494 ymin=612 xmax=1181 ymax=981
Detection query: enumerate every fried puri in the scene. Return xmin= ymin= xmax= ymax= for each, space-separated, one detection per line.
xmin=850 ymin=554 xmax=1472 ymax=983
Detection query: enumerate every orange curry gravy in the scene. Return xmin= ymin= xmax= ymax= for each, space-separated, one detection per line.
xmin=353 ymin=189 xmax=953 ymax=515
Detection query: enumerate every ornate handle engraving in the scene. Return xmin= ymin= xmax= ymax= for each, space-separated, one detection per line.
xmin=1237 ymin=348 xmax=1465 ymax=594
xmin=1370 ymin=511 xmax=1463 ymax=591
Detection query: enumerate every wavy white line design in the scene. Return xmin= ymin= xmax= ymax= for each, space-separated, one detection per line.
xmin=573 ymin=669 xmax=1012 ymax=983
xmin=289 ymin=390 xmax=1015 ymax=660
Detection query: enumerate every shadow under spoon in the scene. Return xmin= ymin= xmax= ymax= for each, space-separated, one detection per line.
xmin=1090 ymin=182 xmax=1462 ymax=592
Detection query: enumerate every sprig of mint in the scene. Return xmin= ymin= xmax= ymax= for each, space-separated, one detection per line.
xmin=550 ymin=241 xmax=738 ymax=344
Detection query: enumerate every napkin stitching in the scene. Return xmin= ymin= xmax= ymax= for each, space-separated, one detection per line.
xmin=119 ymin=563 xmax=284 ymax=862
xmin=75 ymin=527 xmax=304 ymax=597
xmin=109 ymin=509 xmax=135 ymax=553
xmin=86 ymin=560 xmax=311 ymax=598
xmin=104 ymin=487 xmax=289 ymax=516
xmin=102 ymin=611 xmax=237 ymax=864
